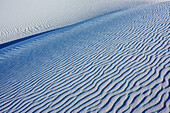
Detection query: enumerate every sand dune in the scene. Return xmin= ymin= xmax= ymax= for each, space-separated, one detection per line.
xmin=0 ymin=1 xmax=170 ymax=113
xmin=0 ymin=0 xmax=168 ymax=44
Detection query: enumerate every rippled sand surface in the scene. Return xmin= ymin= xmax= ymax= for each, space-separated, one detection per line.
xmin=0 ymin=1 xmax=170 ymax=113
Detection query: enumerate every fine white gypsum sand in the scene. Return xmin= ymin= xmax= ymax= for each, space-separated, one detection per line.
xmin=0 ymin=0 xmax=168 ymax=44
xmin=0 ymin=1 xmax=169 ymax=112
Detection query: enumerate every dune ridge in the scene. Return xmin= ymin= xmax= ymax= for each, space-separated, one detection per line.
xmin=0 ymin=0 xmax=168 ymax=44
xmin=0 ymin=1 xmax=170 ymax=113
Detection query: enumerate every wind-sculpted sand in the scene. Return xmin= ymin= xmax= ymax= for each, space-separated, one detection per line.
xmin=0 ymin=0 xmax=168 ymax=44
xmin=0 ymin=1 xmax=170 ymax=113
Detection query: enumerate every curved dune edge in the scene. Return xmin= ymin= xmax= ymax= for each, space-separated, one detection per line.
xmin=0 ymin=0 xmax=168 ymax=44
xmin=0 ymin=1 xmax=170 ymax=113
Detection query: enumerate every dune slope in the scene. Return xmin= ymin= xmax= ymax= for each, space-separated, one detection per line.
xmin=0 ymin=1 xmax=170 ymax=113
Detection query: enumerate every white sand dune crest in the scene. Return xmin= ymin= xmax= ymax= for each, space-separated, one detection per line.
xmin=0 ymin=0 xmax=168 ymax=44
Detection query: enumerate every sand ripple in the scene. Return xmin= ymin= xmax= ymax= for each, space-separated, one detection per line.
xmin=0 ymin=2 xmax=170 ymax=113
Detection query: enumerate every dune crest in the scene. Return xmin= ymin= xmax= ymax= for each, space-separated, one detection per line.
xmin=0 ymin=0 xmax=168 ymax=44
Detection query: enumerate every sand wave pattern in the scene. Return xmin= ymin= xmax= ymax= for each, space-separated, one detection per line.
xmin=0 ymin=2 xmax=170 ymax=113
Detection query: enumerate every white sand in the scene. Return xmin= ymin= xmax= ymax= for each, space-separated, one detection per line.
xmin=0 ymin=1 xmax=169 ymax=112
xmin=0 ymin=0 xmax=168 ymax=44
